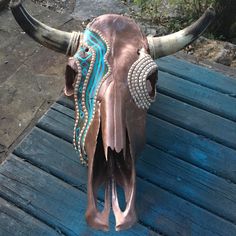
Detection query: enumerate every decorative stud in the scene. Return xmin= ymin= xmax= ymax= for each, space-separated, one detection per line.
xmin=128 ymin=52 xmax=157 ymax=110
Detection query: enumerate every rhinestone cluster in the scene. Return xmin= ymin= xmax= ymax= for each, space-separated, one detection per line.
xmin=127 ymin=52 xmax=157 ymax=110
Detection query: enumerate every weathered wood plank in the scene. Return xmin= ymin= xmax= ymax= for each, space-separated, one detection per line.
xmin=52 ymin=101 xmax=236 ymax=183
xmin=157 ymin=56 xmax=236 ymax=97
xmin=37 ymin=108 xmax=73 ymax=143
xmin=13 ymin=128 xmax=161 ymax=235
xmin=3 ymin=50 xmax=235 ymax=236
xmin=35 ymin=110 xmax=236 ymax=222
xmin=52 ymin=102 xmax=75 ymax=119
xmin=150 ymin=93 xmax=236 ymax=150
xmin=0 ymin=197 xmax=63 ymax=236
xmin=15 ymin=108 xmax=236 ymax=235
xmin=0 ymin=155 xmax=160 ymax=236
xmin=138 ymin=145 xmax=236 ymax=223
xmin=57 ymin=93 xmax=236 ymax=152
xmin=14 ymin=127 xmax=83 ymax=188
xmin=58 ymin=71 xmax=236 ymax=125
xmin=146 ymin=115 xmax=236 ymax=183
xmin=158 ymin=71 xmax=236 ymax=122
xmin=57 ymin=96 xmax=74 ymax=110
xmin=0 ymin=156 xmax=90 ymax=236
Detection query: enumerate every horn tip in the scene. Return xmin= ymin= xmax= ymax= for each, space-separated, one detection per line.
xmin=206 ymin=6 xmax=216 ymax=18
xmin=10 ymin=0 xmax=22 ymax=8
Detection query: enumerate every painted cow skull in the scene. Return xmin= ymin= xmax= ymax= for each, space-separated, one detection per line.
xmin=10 ymin=0 xmax=215 ymax=231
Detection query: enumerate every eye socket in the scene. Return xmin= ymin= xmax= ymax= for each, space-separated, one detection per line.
xmin=146 ymin=70 xmax=158 ymax=99
xmin=64 ymin=62 xmax=77 ymax=96
xmin=85 ymin=47 xmax=89 ymax=52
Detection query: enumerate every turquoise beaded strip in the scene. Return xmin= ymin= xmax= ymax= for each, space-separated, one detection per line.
xmin=73 ymin=28 xmax=111 ymax=165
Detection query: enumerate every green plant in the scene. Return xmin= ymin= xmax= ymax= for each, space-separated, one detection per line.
xmin=131 ymin=0 xmax=217 ymax=30
xmin=130 ymin=0 xmax=235 ymax=41
xmin=132 ymin=0 xmax=162 ymax=21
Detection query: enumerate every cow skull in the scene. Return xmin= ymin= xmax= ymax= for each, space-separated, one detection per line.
xmin=10 ymin=0 xmax=215 ymax=231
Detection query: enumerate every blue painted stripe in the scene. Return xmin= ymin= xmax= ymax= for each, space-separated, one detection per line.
xmin=74 ymin=29 xmax=109 ymax=162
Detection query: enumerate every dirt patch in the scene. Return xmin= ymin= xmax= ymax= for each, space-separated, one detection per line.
xmin=0 ymin=0 xmax=78 ymax=164
xmin=32 ymin=0 xmax=76 ymax=13
xmin=72 ymin=0 xmax=130 ymax=21
xmin=186 ymin=37 xmax=236 ymax=68
xmin=0 ymin=0 xmax=9 ymax=10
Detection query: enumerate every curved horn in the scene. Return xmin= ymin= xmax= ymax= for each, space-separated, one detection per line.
xmin=147 ymin=7 xmax=215 ymax=59
xmin=10 ymin=0 xmax=80 ymax=56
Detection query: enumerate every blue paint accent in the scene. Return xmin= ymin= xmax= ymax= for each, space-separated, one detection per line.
xmin=190 ymin=148 xmax=208 ymax=164
xmin=74 ymin=29 xmax=109 ymax=160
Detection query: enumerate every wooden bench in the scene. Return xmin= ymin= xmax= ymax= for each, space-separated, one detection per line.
xmin=0 ymin=56 xmax=236 ymax=236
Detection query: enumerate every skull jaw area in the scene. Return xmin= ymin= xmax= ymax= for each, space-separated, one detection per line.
xmin=85 ymin=130 xmax=137 ymax=231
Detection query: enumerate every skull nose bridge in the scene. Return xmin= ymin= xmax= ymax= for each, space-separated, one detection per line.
xmin=100 ymin=79 xmax=128 ymax=157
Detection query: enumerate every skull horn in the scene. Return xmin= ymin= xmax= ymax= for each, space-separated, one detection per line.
xmin=10 ymin=0 xmax=80 ymax=56
xmin=147 ymin=7 xmax=215 ymax=59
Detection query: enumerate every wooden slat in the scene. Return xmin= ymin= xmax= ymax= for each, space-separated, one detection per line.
xmin=157 ymin=56 xmax=236 ymax=96
xmin=58 ymin=73 xmax=236 ymax=127
xmin=0 ymin=155 xmax=159 ymax=236
xmin=57 ymin=96 xmax=74 ymax=110
xmin=150 ymin=93 xmax=236 ymax=150
xmin=53 ymin=100 xmax=236 ymax=183
xmin=0 ymin=197 xmax=62 ymax=236
xmin=37 ymin=108 xmax=73 ymax=143
xmin=35 ymin=106 xmax=236 ymax=222
xmin=14 ymin=127 xmax=84 ymax=188
xmin=138 ymin=145 xmax=236 ymax=223
xmin=0 ymin=155 xmax=90 ymax=236
xmin=14 ymin=127 xmax=236 ymax=236
xmin=146 ymin=115 xmax=236 ymax=183
xmin=158 ymin=71 xmax=236 ymax=122
xmin=13 ymin=128 xmax=160 ymax=236
xmin=17 ymin=105 xmax=236 ymax=234
xmin=57 ymin=93 xmax=236 ymax=153
xmin=2 ymin=52 xmax=235 ymax=236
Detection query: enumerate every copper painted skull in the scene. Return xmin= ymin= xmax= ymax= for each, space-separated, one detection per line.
xmin=10 ymin=0 xmax=215 ymax=231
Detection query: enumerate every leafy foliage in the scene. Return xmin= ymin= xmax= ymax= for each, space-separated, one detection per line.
xmin=131 ymin=0 xmax=216 ymax=31
xmin=169 ymin=0 xmax=215 ymax=17
xmin=128 ymin=0 xmax=236 ymax=42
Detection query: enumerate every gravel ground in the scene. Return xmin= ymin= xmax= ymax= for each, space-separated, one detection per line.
xmin=0 ymin=0 xmax=9 ymax=10
xmin=32 ymin=0 xmax=75 ymax=13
